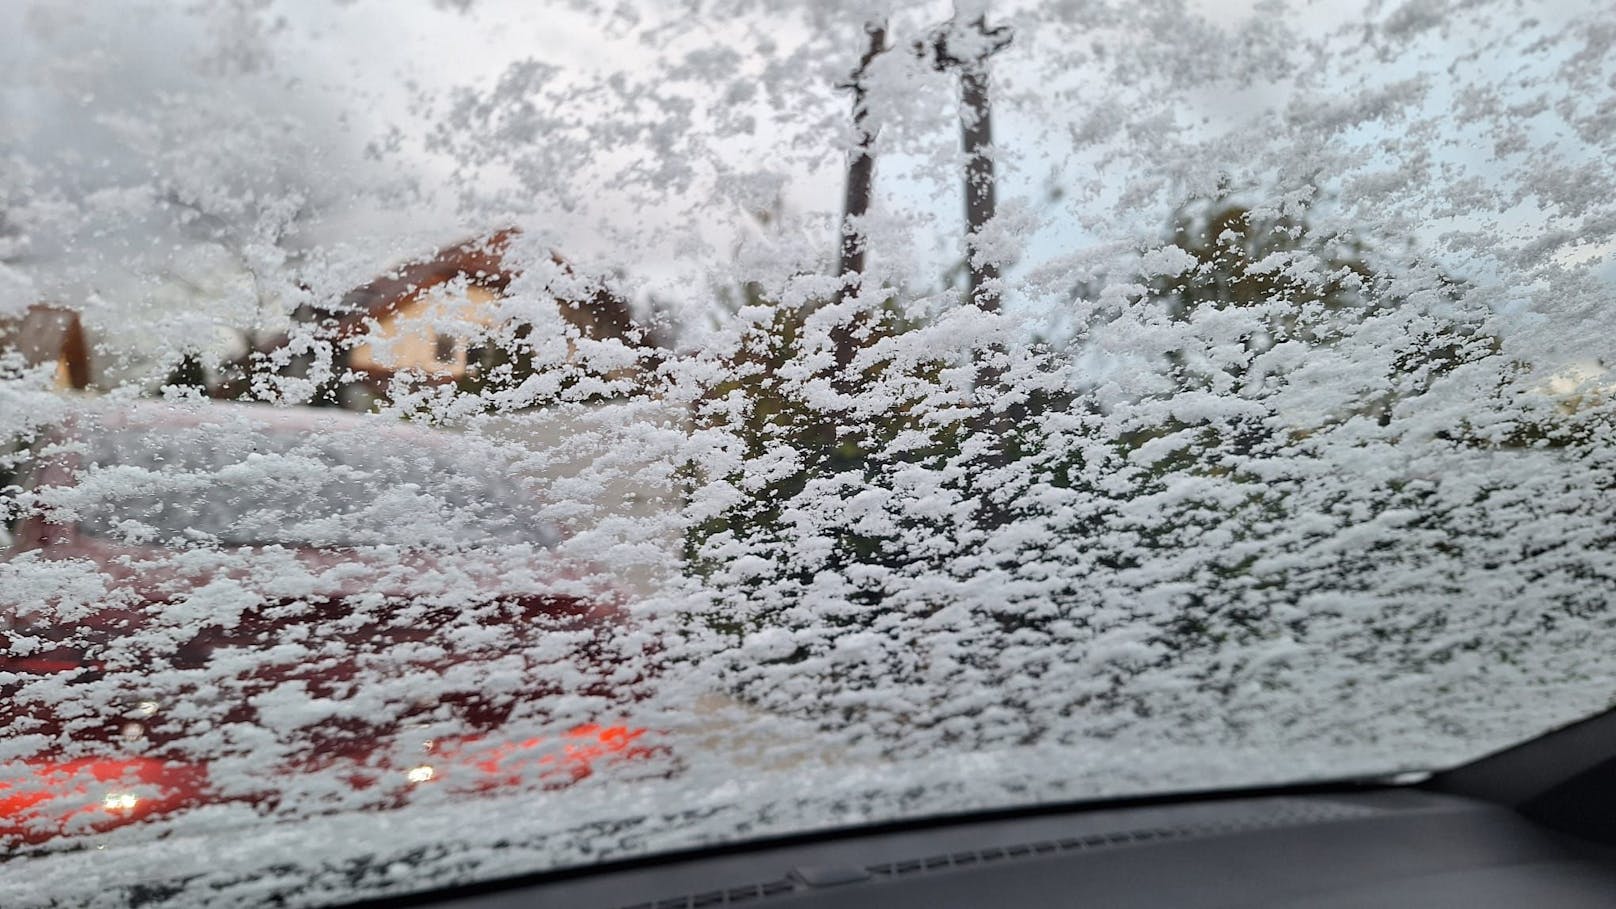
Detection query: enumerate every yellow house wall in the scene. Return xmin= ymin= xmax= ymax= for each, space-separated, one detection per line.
xmin=350 ymin=285 xmax=500 ymax=377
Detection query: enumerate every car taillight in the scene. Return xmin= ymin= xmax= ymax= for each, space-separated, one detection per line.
xmin=438 ymin=723 xmax=654 ymax=789
xmin=0 ymin=757 xmax=208 ymax=846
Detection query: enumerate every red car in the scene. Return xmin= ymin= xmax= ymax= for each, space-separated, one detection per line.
xmin=0 ymin=401 xmax=662 ymax=846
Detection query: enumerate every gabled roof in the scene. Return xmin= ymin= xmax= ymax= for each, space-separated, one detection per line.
xmin=326 ymin=228 xmax=522 ymax=338
xmin=299 ymin=227 xmax=658 ymax=349
xmin=220 ymin=229 xmax=663 ymax=400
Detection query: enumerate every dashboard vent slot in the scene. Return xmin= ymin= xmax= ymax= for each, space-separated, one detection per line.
xmin=618 ymin=877 xmax=794 ymax=909
xmin=866 ymin=825 xmax=1187 ymax=879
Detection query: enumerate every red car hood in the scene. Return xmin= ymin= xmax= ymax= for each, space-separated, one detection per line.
xmin=0 ymin=541 xmax=663 ymax=848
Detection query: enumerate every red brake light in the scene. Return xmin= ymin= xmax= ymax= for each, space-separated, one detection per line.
xmin=0 ymin=758 xmax=208 ymax=845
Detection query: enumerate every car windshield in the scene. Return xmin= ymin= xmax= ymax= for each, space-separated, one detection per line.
xmin=2 ymin=0 xmax=1614 ymax=906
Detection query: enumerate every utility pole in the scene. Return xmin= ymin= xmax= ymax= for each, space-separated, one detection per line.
xmin=833 ymin=20 xmax=889 ymax=369
xmin=920 ymin=4 xmax=1012 ymax=312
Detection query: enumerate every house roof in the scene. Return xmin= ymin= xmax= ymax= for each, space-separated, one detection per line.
xmin=226 ymin=228 xmax=663 ymax=392
xmin=327 ymin=228 xmax=523 ymax=337
xmin=308 ymin=227 xmax=658 ymax=348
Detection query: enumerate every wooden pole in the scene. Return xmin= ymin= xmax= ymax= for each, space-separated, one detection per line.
xmin=834 ymin=21 xmax=889 ymax=369
xmin=960 ymin=56 xmax=998 ymax=311
xmin=922 ymin=11 xmax=1012 ymax=312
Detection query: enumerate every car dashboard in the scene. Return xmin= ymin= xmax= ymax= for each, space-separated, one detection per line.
xmin=386 ymin=785 xmax=1616 ymax=908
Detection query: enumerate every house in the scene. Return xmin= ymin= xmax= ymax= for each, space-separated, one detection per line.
xmin=0 ymin=303 xmax=91 ymax=390
xmin=337 ymin=228 xmax=519 ymax=387
xmin=217 ymin=229 xmax=661 ymax=408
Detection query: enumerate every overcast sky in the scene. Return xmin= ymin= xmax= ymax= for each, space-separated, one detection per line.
xmin=4 ymin=0 xmax=1611 ymax=372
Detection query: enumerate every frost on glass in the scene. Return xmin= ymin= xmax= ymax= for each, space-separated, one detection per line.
xmin=2 ymin=0 xmax=1614 ymax=906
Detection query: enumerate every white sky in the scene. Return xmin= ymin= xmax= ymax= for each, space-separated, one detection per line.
xmin=3 ymin=0 xmax=1611 ymax=365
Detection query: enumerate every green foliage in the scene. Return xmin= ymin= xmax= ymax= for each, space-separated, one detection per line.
xmin=453 ymin=322 xmax=540 ymax=408
xmin=160 ymin=351 xmax=210 ymax=396
xmin=682 ymin=284 xmax=954 ymax=602
xmin=678 ymin=199 xmax=1616 ymax=749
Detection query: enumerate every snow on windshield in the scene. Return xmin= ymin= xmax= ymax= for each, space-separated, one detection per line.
xmin=2 ymin=0 xmax=1614 ymax=906
xmin=53 ymin=418 xmax=557 ymax=548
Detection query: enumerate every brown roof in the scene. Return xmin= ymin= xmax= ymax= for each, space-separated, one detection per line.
xmin=327 ymin=228 xmax=522 ymax=338
xmin=288 ymin=228 xmax=657 ymax=348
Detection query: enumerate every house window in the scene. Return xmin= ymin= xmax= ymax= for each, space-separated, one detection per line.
xmin=434 ymin=333 xmax=456 ymax=363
